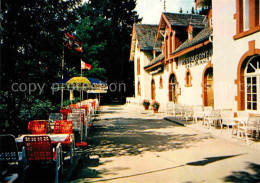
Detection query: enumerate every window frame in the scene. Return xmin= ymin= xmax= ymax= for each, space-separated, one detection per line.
xmin=244 ymin=57 xmax=260 ymax=112
xmin=234 ymin=0 xmax=260 ymax=40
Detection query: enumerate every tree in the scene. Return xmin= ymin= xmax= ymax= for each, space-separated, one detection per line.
xmin=179 ymin=7 xmax=183 ymax=13
xmin=89 ymin=0 xmax=142 ymax=98
xmin=1 ymin=0 xmax=80 ymax=134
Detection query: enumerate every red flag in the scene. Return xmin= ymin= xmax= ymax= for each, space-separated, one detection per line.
xmin=65 ymin=32 xmax=83 ymax=52
xmin=81 ymin=60 xmax=91 ymax=70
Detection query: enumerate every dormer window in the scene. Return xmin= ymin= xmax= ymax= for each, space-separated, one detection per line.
xmin=188 ymin=32 xmax=193 ymax=40
xmin=187 ymin=24 xmax=193 ymax=41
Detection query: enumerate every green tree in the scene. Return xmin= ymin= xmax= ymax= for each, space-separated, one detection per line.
xmin=89 ymin=0 xmax=142 ymax=97
xmin=1 ymin=0 xmax=80 ymax=134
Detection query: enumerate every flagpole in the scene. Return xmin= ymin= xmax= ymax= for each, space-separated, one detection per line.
xmin=61 ymin=45 xmax=64 ymax=109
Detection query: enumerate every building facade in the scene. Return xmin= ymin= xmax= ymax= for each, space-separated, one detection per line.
xmin=212 ymin=0 xmax=260 ymax=113
xmin=130 ymin=0 xmax=260 ymax=114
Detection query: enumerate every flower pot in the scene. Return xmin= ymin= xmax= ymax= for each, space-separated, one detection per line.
xmin=144 ymin=105 xmax=149 ymax=110
xmin=153 ymin=108 xmax=159 ymax=113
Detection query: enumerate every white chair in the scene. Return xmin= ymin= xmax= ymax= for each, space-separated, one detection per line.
xmin=238 ymin=116 xmax=259 ymax=145
xmin=204 ymin=109 xmax=221 ymax=130
xmin=67 ymin=113 xmax=83 ymax=142
xmin=220 ymin=110 xmax=236 ymax=137
xmin=192 ymin=105 xmax=204 ymax=124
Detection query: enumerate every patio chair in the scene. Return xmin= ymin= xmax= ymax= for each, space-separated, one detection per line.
xmin=53 ymin=120 xmax=73 ymax=135
xmin=181 ymin=105 xmax=194 ymax=122
xmin=67 ymin=113 xmax=83 ymax=142
xmin=23 ymin=136 xmax=63 ymax=183
xmin=192 ymin=105 xmax=204 ymax=124
xmin=237 ymin=116 xmax=260 ymax=145
xmin=204 ymin=109 xmax=221 ymax=130
xmin=53 ymin=120 xmax=75 ymax=164
xmin=166 ymin=102 xmax=174 ymax=115
xmin=49 ymin=113 xmax=63 ymax=129
xmin=220 ymin=110 xmax=236 ymax=137
xmin=28 ymin=120 xmax=49 ymax=134
xmin=60 ymin=108 xmax=71 ymax=120
xmin=69 ymin=104 xmax=79 ymax=109
xmin=0 ymin=135 xmax=25 ymax=183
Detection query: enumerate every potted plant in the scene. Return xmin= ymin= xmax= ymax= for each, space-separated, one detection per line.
xmin=143 ymin=99 xmax=150 ymax=110
xmin=151 ymin=101 xmax=160 ymax=113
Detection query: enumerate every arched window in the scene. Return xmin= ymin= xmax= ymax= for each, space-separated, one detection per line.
xmin=137 ymin=79 xmax=141 ymax=96
xmin=159 ymin=76 xmax=163 ymax=89
xmin=137 ymin=57 xmax=140 ymax=75
xmin=151 ymin=79 xmax=156 ymax=100
xmin=245 ymin=56 xmax=260 ymax=111
xmin=185 ymin=69 xmax=192 ymax=87
xmin=169 ymin=74 xmax=177 ymax=102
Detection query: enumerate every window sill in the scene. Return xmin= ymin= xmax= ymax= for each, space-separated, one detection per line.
xmin=233 ymin=26 xmax=260 ymax=40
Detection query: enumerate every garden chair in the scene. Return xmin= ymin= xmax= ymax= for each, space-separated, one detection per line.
xmin=204 ymin=109 xmax=221 ymax=130
xmin=192 ymin=105 xmax=204 ymax=124
xmin=53 ymin=120 xmax=75 ymax=164
xmin=49 ymin=113 xmax=63 ymax=130
xmin=60 ymin=108 xmax=71 ymax=120
xmin=220 ymin=110 xmax=236 ymax=138
xmin=181 ymin=105 xmax=194 ymax=122
xmin=237 ymin=116 xmax=260 ymax=145
xmin=0 ymin=134 xmax=26 ymax=183
xmin=28 ymin=120 xmax=49 ymax=134
xmin=166 ymin=102 xmax=174 ymax=115
xmin=67 ymin=113 xmax=83 ymax=142
xmin=23 ymin=136 xmax=63 ymax=183
xmin=69 ymin=104 xmax=79 ymax=109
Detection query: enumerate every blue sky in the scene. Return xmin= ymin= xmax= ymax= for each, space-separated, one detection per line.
xmin=135 ymin=0 xmax=195 ymax=24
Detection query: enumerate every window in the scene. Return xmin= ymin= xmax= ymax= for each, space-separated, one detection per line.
xmin=185 ymin=69 xmax=192 ymax=87
xmin=137 ymin=57 xmax=140 ymax=75
xmin=187 ymin=24 xmax=193 ymax=41
xmin=159 ymin=76 xmax=163 ymax=88
xmin=137 ymin=79 xmax=141 ymax=96
xmin=165 ymin=36 xmax=168 ymax=59
xmin=188 ymin=32 xmax=193 ymax=40
xmin=245 ymin=56 xmax=260 ymax=111
xmin=243 ymin=0 xmax=250 ymax=31
xmin=234 ymin=0 xmax=260 ymax=39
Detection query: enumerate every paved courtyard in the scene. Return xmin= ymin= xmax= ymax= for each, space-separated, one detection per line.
xmin=71 ymin=105 xmax=260 ymax=183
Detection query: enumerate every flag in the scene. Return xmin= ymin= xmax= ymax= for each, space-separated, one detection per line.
xmin=64 ymin=32 xmax=83 ymax=52
xmin=81 ymin=60 xmax=91 ymax=70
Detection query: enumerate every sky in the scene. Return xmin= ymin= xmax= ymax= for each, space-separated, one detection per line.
xmin=135 ymin=0 xmax=195 ymax=24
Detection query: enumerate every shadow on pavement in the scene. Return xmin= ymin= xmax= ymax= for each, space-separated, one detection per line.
xmin=187 ymin=154 xmax=244 ymax=166
xmin=223 ymin=162 xmax=260 ymax=182
xmin=87 ymin=117 xmax=213 ymax=158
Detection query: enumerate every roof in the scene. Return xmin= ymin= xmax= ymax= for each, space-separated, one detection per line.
xmin=144 ymin=52 xmax=165 ymax=69
xmin=164 ymin=13 xmax=205 ymax=29
xmin=135 ymin=24 xmax=158 ymax=51
xmin=171 ymin=25 xmax=212 ymax=55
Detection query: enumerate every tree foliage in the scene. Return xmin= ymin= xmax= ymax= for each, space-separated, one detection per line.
xmin=1 ymin=0 xmax=81 ymax=134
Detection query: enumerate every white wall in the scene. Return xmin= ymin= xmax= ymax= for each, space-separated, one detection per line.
xmin=212 ymin=0 xmax=260 ymax=110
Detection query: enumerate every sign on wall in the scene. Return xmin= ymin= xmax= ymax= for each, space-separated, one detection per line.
xmin=179 ymin=50 xmax=212 ymax=68
xmin=150 ymin=66 xmax=164 ymax=75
